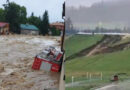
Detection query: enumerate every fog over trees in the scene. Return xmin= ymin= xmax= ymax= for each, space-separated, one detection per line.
xmin=66 ymin=0 xmax=130 ymax=30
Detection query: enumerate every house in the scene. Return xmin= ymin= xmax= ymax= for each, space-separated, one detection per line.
xmin=20 ymin=24 xmax=39 ymax=35
xmin=50 ymin=22 xmax=64 ymax=31
xmin=0 ymin=22 xmax=9 ymax=35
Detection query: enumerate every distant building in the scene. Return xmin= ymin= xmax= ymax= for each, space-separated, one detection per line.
xmin=20 ymin=24 xmax=39 ymax=35
xmin=50 ymin=22 xmax=64 ymax=31
xmin=0 ymin=22 xmax=9 ymax=35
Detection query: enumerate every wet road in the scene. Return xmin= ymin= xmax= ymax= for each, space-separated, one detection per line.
xmin=96 ymin=81 xmax=130 ymax=90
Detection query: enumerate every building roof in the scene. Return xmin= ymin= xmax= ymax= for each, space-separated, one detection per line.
xmin=50 ymin=22 xmax=64 ymax=26
xmin=20 ymin=24 xmax=39 ymax=31
xmin=0 ymin=22 xmax=9 ymax=27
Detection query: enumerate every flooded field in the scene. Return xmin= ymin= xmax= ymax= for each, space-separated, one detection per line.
xmin=0 ymin=35 xmax=61 ymax=90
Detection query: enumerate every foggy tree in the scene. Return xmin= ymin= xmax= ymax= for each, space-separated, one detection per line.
xmin=66 ymin=17 xmax=73 ymax=30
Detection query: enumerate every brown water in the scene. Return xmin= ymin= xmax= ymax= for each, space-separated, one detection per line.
xmin=0 ymin=35 xmax=60 ymax=90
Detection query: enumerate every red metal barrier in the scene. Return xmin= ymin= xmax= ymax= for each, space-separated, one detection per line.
xmin=55 ymin=53 xmax=63 ymax=61
xmin=32 ymin=57 xmax=42 ymax=70
xmin=32 ymin=57 xmax=61 ymax=72
xmin=51 ymin=63 xmax=61 ymax=72
xmin=32 ymin=48 xmax=63 ymax=72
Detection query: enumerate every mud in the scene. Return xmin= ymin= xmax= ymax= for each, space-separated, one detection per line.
xmin=87 ymin=35 xmax=130 ymax=56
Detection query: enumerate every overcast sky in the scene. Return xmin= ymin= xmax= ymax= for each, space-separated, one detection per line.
xmin=0 ymin=0 xmax=64 ymax=22
xmin=66 ymin=0 xmax=121 ymax=7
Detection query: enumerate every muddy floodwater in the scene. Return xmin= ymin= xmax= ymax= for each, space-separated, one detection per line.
xmin=0 ymin=35 xmax=61 ymax=90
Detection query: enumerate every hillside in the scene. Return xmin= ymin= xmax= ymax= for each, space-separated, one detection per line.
xmin=65 ymin=35 xmax=130 ymax=90
xmin=65 ymin=35 xmax=103 ymax=58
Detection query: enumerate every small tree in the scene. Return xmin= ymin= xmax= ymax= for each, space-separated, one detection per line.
xmin=19 ymin=6 xmax=27 ymax=24
xmin=4 ymin=2 xmax=21 ymax=34
xmin=27 ymin=12 xmax=41 ymax=30
xmin=40 ymin=10 xmax=49 ymax=35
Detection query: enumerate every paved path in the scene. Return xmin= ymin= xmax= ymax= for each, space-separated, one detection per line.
xmin=96 ymin=84 xmax=122 ymax=90
xmin=96 ymin=81 xmax=130 ymax=90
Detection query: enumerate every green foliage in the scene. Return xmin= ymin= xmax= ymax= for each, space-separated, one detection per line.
xmin=40 ymin=11 xmax=50 ymax=35
xmin=0 ymin=8 xmax=5 ymax=21
xmin=27 ymin=11 xmax=50 ymax=35
xmin=27 ymin=12 xmax=41 ymax=33
xmin=20 ymin=6 xmax=27 ymax=24
xmin=50 ymin=26 xmax=61 ymax=36
xmin=0 ymin=2 xmax=50 ymax=35
xmin=4 ymin=2 xmax=27 ymax=34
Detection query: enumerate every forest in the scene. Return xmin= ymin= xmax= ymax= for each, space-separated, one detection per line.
xmin=0 ymin=1 xmax=61 ymax=36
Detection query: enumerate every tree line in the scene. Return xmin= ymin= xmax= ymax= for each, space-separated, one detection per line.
xmin=0 ymin=2 xmax=61 ymax=36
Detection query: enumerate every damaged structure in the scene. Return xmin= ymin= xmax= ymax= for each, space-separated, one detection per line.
xmin=32 ymin=47 xmax=63 ymax=72
xmin=0 ymin=22 xmax=9 ymax=35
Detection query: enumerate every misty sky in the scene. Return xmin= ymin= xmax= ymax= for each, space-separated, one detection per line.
xmin=66 ymin=0 xmax=120 ymax=7
xmin=66 ymin=0 xmax=130 ymax=30
xmin=0 ymin=0 xmax=64 ymax=22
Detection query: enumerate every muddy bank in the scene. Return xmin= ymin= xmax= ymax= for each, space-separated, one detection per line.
xmin=66 ymin=35 xmax=130 ymax=60
xmin=87 ymin=35 xmax=130 ymax=56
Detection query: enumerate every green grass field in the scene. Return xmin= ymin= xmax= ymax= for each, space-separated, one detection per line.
xmin=66 ymin=49 xmax=130 ymax=90
xmin=65 ymin=35 xmax=130 ymax=90
xmin=65 ymin=35 xmax=103 ymax=57
xmin=66 ymin=49 xmax=130 ymax=73
xmin=66 ymin=49 xmax=130 ymax=79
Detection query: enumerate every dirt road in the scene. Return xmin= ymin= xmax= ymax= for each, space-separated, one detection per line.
xmin=0 ymin=35 xmax=60 ymax=90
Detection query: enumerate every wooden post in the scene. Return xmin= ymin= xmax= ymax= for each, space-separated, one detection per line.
xmin=86 ymin=72 xmax=89 ymax=79
xmin=101 ymin=72 xmax=103 ymax=80
xmin=72 ymin=76 xmax=74 ymax=87
xmin=90 ymin=73 xmax=92 ymax=81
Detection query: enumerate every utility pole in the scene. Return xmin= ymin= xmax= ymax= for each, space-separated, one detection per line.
xmin=59 ymin=2 xmax=65 ymax=90
xmin=61 ymin=2 xmax=65 ymax=52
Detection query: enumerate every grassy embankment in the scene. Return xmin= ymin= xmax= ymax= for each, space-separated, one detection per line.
xmin=65 ymin=35 xmax=130 ymax=90
xmin=65 ymin=35 xmax=103 ymax=58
